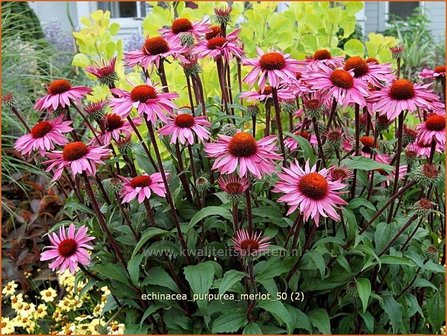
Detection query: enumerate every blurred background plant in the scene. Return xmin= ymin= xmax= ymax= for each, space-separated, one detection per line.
xmin=1 ymin=1 xmax=76 ymax=294
xmin=384 ymin=7 xmax=445 ymax=80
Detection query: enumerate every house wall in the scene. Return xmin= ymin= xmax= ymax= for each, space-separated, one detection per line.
xmin=28 ymin=1 xmax=79 ymax=32
xmin=424 ymin=1 xmax=446 ymax=41
xmin=29 ymin=2 xmax=445 ymax=43
xmin=364 ymin=1 xmax=446 ymax=42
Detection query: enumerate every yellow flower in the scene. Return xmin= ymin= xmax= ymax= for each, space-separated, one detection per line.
xmin=52 ymin=310 xmax=64 ymax=322
xmin=100 ymin=286 xmax=111 ymax=296
xmin=18 ymin=302 xmax=36 ymax=317
xmin=34 ymin=304 xmax=48 ymax=319
xmin=57 ymin=296 xmax=81 ymax=312
xmin=0 ymin=317 xmax=15 ymax=335
xmin=2 ymin=281 xmax=18 ymax=296
xmin=59 ymin=322 xmax=76 ymax=335
xmin=107 ymin=321 xmax=125 ymax=335
xmin=92 ymin=302 xmax=105 ymax=317
xmin=40 ymin=288 xmax=57 ymax=303
xmin=16 ymin=315 xmax=36 ymax=332
xmin=10 ymin=293 xmax=24 ymax=310
xmin=89 ymin=318 xmax=106 ymax=334
xmin=58 ymin=270 xmax=75 ymax=288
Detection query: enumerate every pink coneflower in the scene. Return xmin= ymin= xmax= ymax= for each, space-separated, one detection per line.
xmin=109 ymin=79 xmax=178 ymax=123
xmin=359 ymin=136 xmax=388 ymax=160
xmin=217 ymin=175 xmax=249 ymax=196
xmin=232 ymin=229 xmax=271 ymax=257
xmin=120 ymin=173 xmax=167 ymax=204
xmin=273 ymin=160 xmax=347 ymax=225
xmin=214 ymin=6 xmax=232 ymax=25
xmin=205 ymin=25 xmax=221 ymax=40
xmin=14 ymin=116 xmax=73 ymax=156
xmin=416 ymin=113 xmax=446 ymax=147
xmin=34 ymin=79 xmax=92 ymax=111
xmin=434 ymin=65 xmax=446 ymax=78
xmin=286 ymin=71 xmax=311 ymax=97
xmin=368 ymin=79 xmax=440 ymax=121
xmin=193 ymin=29 xmax=244 ymax=61
xmin=85 ymin=57 xmax=117 ymax=86
xmin=419 ymin=68 xmax=435 ymax=81
xmin=409 ymin=141 xmax=444 ymax=157
xmin=44 ymin=141 xmax=111 ymax=181
xmin=242 ymin=48 xmax=302 ymax=90
xmin=390 ymin=45 xmax=405 ymax=58
xmin=158 ymin=112 xmax=211 ymax=145
xmin=100 ymin=113 xmax=142 ymax=144
xmin=342 ymin=137 xmax=354 ymax=152
xmin=160 ymin=17 xmax=210 ymax=43
xmin=124 ymin=36 xmax=188 ymax=69
xmin=240 ymin=85 xmax=295 ymax=103
xmin=302 ymin=91 xmax=327 ymax=113
xmin=304 ymin=64 xmax=368 ymax=107
xmin=40 ymin=224 xmax=94 ymax=274
xmin=84 ymin=100 xmax=107 ymax=121
xmin=343 ymin=56 xmax=395 ymax=88
xmin=204 ymin=132 xmax=281 ymax=178
xmin=309 ymin=49 xmax=344 ymax=68
xmin=329 ymin=166 xmax=352 ymax=182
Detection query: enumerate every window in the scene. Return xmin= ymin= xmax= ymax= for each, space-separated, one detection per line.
xmin=388 ymin=2 xmax=419 ymax=19
xmin=98 ymin=2 xmax=147 ymax=18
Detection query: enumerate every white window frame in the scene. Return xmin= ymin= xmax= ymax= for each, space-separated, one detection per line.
xmin=384 ymin=1 xmax=424 ymax=27
xmin=85 ymin=2 xmax=150 ymax=36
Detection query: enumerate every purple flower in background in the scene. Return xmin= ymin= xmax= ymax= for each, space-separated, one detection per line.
xmin=124 ymin=33 xmax=145 ymax=52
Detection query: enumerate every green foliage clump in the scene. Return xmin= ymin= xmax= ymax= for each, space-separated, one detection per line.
xmin=384 ymin=7 xmax=445 ymax=80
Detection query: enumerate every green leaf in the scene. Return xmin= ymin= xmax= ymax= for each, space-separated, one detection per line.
xmin=343 ymin=38 xmax=364 ymax=56
xmin=413 ymin=278 xmax=438 ymax=291
xmin=426 ymin=293 xmax=445 ymax=332
xmin=341 ymin=156 xmax=394 ymax=172
xmin=140 ymin=302 xmax=165 ymax=328
xmin=184 ymin=261 xmax=215 ymax=312
xmin=127 ymin=254 xmax=144 ymax=285
xmin=257 ymin=300 xmax=293 ymax=333
xmin=131 ymin=227 xmax=168 ymax=259
xmin=359 ymin=311 xmax=374 ymax=332
xmin=285 ymin=304 xmax=313 ymax=332
xmin=212 ymin=309 xmax=247 ymax=333
xmin=356 ymin=278 xmax=371 ymax=313
xmin=309 ymin=250 xmax=326 ymax=279
xmin=72 ymin=53 xmax=90 ymax=67
xmin=348 ymin=198 xmax=376 ymax=211
xmin=186 ymin=206 xmax=232 ymax=231
xmin=219 ymin=270 xmax=246 ymax=295
xmin=109 ymin=22 xmax=120 ymax=35
xmin=243 ymin=322 xmax=262 ymax=334
xmin=94 ymin=264 xmax=129 ymax=285
xmin=308 ymin=308 xmax=331 ymax=334
xmin=286 ymin=132 xmax=316 ymax=163
xmin=380 ymin=294 xmax=402 ymax=334
xmin=254 ymin=258 xmax=289 ymax=281
xmin=381 ymin=255 xmax=416 ymax=267
xmin=327 ymin=7 xmax=342 ymax=24
xmin=145 ymin=267 xmax=180 ymax=293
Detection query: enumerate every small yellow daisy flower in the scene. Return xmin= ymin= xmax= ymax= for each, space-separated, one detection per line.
xmin=10 ymin=293 xmax=24 ymax=310
xmin=40 ymin=288 xmax=57 ymax=303
xmin=34 ymin=303 xmax=48 ymax=319
xmin=0 ymin=317 xmax=15 ymax=335
xmin=2 ymin=281 xmax=18 ymax=296
xmin=107 ymin=321 xmax=125 ymax=335
xmin=18 ymin=302 xmax=36 ymax=317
